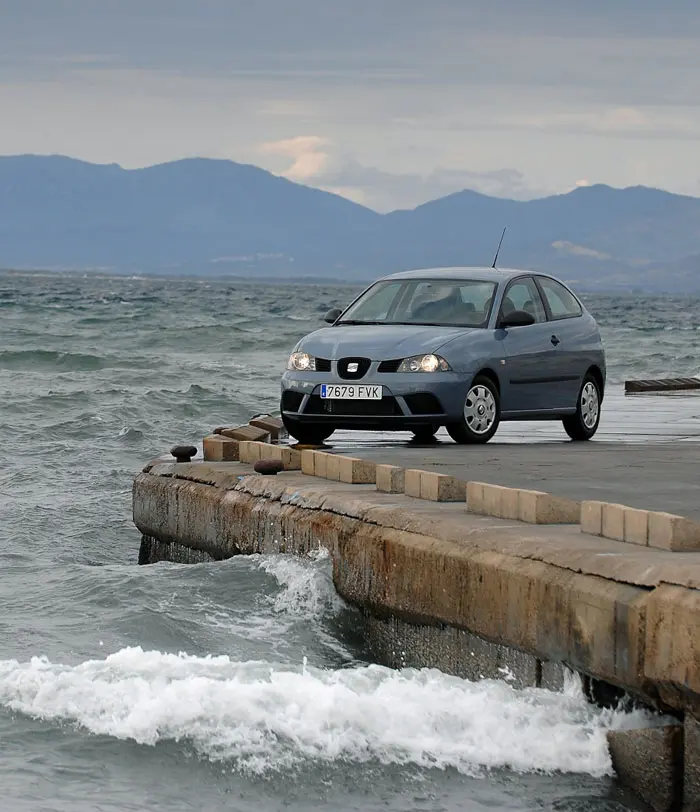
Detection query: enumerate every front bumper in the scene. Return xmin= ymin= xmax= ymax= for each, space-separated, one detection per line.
xmin=280 ymin=369 xmax=470 ymax=430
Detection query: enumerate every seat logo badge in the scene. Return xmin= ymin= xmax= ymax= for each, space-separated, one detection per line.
xmin=348 ymin=362 xmax=359 ymax=372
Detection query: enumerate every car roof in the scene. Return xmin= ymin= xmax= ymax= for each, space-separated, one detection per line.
xmin=378 ymin=266 xmax=541 ymax=284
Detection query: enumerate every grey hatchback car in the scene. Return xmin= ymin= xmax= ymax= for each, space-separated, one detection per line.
xmin=280 ymin=267 xmax=606 ymax=445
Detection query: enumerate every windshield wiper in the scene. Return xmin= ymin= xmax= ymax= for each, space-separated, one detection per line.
xmin=335 ymin=320 xmax=385 ymax=325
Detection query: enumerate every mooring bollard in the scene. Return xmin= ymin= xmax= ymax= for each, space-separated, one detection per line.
xmin=254 ymin=459 xmax=285 ymax=475
xmin=170 ymin=445 xmax=197 ymax=463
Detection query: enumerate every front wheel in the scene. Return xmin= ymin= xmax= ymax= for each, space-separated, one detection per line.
xmin=562 ymin=375 xmax=601 ymax=441
xmin=281 ymin=415 xmax=334 ymax=446
xmin=446 ymin=375 xmax=500 ymax=444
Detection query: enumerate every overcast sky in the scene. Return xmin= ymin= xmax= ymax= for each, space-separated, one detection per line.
xmin=1 ymin=0 xmax=699 ymax=210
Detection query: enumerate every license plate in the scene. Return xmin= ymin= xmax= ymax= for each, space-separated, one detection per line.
xmin=320 ymin=384 xmax=382 ymax=400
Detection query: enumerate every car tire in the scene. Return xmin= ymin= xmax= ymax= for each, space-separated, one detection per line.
xmin=411 ymin=424 xmax=439 ymax=443
xmin=281 ymin=414 xmax=334 ymax=446
xmin=446 ymin=375 xmax=500 ymax=444
xmin=563 ymin=374 xmax=601 ymax=441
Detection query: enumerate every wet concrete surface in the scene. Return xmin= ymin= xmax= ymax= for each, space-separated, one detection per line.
xmin=321 ymin=387 xmax=700 ymax=519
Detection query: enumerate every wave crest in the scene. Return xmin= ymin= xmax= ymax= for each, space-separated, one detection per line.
xmin=0 ymin=647 xmax=654 ymax=778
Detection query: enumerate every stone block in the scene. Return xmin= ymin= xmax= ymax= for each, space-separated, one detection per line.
xmin=685 ymin=715 xmax=700 ymax=810
xmin=220 ymin=424 xmax=270 ymax=442
xmin=238 ymin=441 xmax=255 ymax=462
xmin=482 ymin=483 xmax=505 ymax=517
xmin=567 ymin=575 xmax=647 ymax=687
xmin=325 ymin=454 xmax=341 ymax=481
xmin=278 ymin=447 xmax=302 ymax=471
xmin=202 ymin=434 xmax=239 ymax=462
xmin=624 ymin=507 xmax=649 ymax=546
xmin=648 ymin=511 xmax=700 ymax=551
xmin=313 ymin=451 xmax=328 ymax=479
xmin=602 ymin=502 xmax=626 ymax=542
xmin=466 ymin=481 xmax=485 ymax=513
xmin=404 ymin=469 xmax=422 ymax=498
xmin=301 ymin=449 xmax=315 ymax=476
xmin=518 ymin=489 xmax=580 ymax=524
xmin=249 ymin=415 xmax=287 ymax=441
xmin=501 ymin=487 xmax=520 ymax=520
xmin=581 ymin=500 xmax=604 ymax=536
xmin=338 ymin=456 xmax=376 ymax=485
xmin=607 ymin=725 xmax=682 ymax=812
xmin=644 ymin=584 xmax=700 ymax=702
xmin=419 ymin=471 xmax=466 ymax=502
xmin=238 ymin=441 xmax=263 ymax=463
xmin=376 ymin=464 xmax=405 ymax=493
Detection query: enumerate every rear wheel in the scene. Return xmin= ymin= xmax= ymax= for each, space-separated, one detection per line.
xmin=446 ymin=375 xmax=500 ymax=444
xmin=411 ymin=424 xmax=439 ymax=443
xmin=281 ymin=415 xmax=334 ymax=446
xmin=563 ymin=374 xmax=601 ymax=441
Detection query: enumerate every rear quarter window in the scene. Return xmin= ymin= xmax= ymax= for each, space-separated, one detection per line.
xmin=537 ymin=277 xmax=583 ymax=320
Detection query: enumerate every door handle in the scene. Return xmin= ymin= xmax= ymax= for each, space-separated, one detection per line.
xmin=550 ymin=335 xmax=560 ymax=346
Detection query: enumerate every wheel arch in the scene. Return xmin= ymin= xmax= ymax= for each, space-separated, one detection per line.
xmin=472 ymin=366 xmax=501 ymax=395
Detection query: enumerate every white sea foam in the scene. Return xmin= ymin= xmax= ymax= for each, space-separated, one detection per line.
xmin=0 ymin=647 xmax=656 ymax=777
xmin=256 ymin=549 xmax=346 ymax=619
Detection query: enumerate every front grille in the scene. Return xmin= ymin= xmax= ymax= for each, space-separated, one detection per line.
xmin=337 ymin=357 xmax=371 ymax=380
xmin=315 ymin=358 xmax=331 ymax=372
xmin=304 ymin=395 xmax=402 ymax=416
xmin=281 ymin=391 xmax=304 ymax=412
xmin=404 ymin=392 xmax=443 ymax=415
xmin=377 ymin=359 xmax=402 ymax=372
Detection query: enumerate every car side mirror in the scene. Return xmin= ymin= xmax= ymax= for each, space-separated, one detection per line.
xmin=323 ymin=308 xmax=343 ymax=324
xmin=498 ymin=309 xmax=536 ymax=329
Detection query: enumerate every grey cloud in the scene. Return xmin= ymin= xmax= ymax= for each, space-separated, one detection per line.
xmin=1 ymin=0 xmax=699 ymax=204
xmin=311 ymin=159 xmax=553 ymax=212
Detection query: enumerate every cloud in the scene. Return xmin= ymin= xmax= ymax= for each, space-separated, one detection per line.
xmin=259 ymin=135 xmax=330 ymax=181
xmin=306 ymin=158 xmax=553 ymax=211
xmin=1 ymin=0 xmax=700 ymax=204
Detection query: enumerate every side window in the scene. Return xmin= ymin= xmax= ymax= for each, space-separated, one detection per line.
xmin=500 ymin=278 xmax=546 ymax=323
xmin=537 ymin=277 xmax=582 ymax=320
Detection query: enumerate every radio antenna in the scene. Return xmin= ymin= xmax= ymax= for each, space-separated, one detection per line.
xmin=491 ymin=227 xmax=507 ymax=268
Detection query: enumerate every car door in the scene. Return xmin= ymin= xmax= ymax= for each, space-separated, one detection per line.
xmin=535 ymin=276 xmax=587 ymax=409
xmin=497 ymin=276 xmax=561 ymax=414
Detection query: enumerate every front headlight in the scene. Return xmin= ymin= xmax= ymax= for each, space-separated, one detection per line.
xmin=397 ymin=354 xmax=451 ymax=373
xmin=287 ymin=351 xmax=316 ymax=371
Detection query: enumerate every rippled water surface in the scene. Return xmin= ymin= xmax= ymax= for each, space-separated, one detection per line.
xmin=2 ymin=271 xmax=698 ymax=812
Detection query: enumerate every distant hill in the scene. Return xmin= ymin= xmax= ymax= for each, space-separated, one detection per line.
xmin=1 ymin=155 xmax=700 ymax=292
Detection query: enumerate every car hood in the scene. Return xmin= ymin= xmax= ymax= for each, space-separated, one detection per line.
xmin=297 ymin=324 xmax=475 ymax=360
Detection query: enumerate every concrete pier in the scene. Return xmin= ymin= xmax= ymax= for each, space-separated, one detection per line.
xmin=132 ymin=387 xmax=700 ymax=811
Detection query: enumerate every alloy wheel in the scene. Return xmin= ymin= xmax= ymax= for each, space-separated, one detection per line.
xmin=580 ymin=381 xmax=599 ymax=429
xmin=464 ymin=384 xmax=496 ymax=435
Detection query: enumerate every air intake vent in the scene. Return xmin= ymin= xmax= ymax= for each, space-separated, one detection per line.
xmin=305 ymin=395 xmax=402 ymax=416
xmin=281 ymin=391 xmax=304 ymax=412
xmin=404 ymin=393 xmax=443 ymax=415
xmin=377 ymin=359 xmax=402 ymax=372
xmin=315 ymin=358 xmax=332 ymax=372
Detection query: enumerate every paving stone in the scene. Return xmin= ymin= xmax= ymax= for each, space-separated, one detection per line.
xmin=649 ymin=511 xmax=700 ymax=551
xmin=624 ymin=507 xmax=649 ymax=546
xmin=518 ymin=489 xmax=580 ymax=524
xmin=203 ymin=434 xmax=239 ymax=462
xmin=338 ymin=456 xmax=376 ymax=485
xmin=602 ymin=502 xmax=626 ymax=541
xmin=376 ymin=464 xmax=405 ymax=493
xmin=581 ymin=501 xmax=604 ymax=536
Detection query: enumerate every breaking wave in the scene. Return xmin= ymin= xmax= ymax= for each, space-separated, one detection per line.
xmin=0 ymin=647 xmax=650 ymax=778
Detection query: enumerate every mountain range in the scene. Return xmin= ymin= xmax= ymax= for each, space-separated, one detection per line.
xmin=1 ymin=154 xmax=699 ymax=293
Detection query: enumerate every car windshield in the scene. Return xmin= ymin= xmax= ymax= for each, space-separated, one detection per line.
xmin=338 ymin=279 xmax=497 ymax=328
